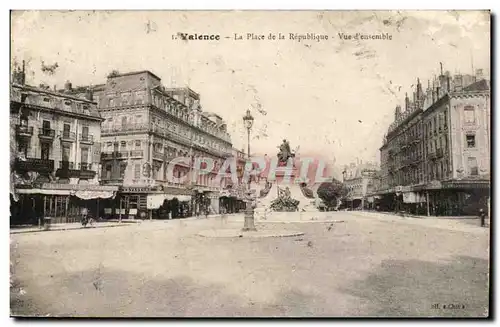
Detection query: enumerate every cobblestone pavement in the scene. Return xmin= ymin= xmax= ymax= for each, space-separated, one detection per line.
xmin=10 ymin=211 xmax=490 ymax=317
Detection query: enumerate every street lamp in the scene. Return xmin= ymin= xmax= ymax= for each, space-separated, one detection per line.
xmin=242 ymin=109 xmax=256 ymax=232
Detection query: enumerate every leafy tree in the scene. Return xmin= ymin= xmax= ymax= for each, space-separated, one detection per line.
xmin=317 ymin=178 xmax=348 ymax=208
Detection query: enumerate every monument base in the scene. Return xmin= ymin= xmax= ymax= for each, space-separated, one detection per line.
xmin=254 ymin=167 xmax=319 ymax=213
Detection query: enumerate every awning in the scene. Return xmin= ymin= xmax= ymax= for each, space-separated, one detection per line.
xmin=176 ymin=195 xmax=192 ymax=202
xmin=73 ymin=190 xmax=116 ymax=200
xmin=16 ymin=188 xmax=72 ymax=195
xmin=147 ymin=194 xmax=168 ymax=209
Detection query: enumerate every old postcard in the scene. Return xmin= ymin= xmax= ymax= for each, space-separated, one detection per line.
xmin=9 ymin=10 xmax=490 ymax=318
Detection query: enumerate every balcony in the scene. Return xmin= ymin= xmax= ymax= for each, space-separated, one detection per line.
xmin=100 ymin=151 xmax=129 ymax=160
xmin=101 ymin=123 xmax=149 ymax=134
xmin=78 ymin=162 xmax=97 ymax=179
xmin=78 ymin=162 xmax=93 ymax=171
xmin=153 ymin=151 xmax=164 ymax=161
xmin=14 ymin=158 xmax=54 ymax=174
xmin=80 ymin=134 xmax=94 ymax=144
xmin=38 ymin=128 xmax=55 ymax=141
xmin=59 ymin=161 xmax=75 ymax=170
xmin=101 ymin=152 xmax=114 ymax=160
xmin=56 ymin=161 xmax=96 ymax=179
xmin=117 ymin=150 xmax=129 ymax=159
xmin=60 ymin=131 xmax=76 ymax=142
xmin=129 ymin=150 xmax=144 ymax=158
xmin=16 ymin=125 xmax=33 ymax=138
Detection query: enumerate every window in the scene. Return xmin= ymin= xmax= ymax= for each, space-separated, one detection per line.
xmin=106 ymin=142 xmax=113 ymax=148
xmin=466 ymin=134 xmax=476 ymax=148
xmin=81 ymin=147 xmax=89 ymax=167
xmin=464 ymin=106 xmax=475 ymax=123
xmin=82 ymin=126 xmax=89 ymax=137
xmin=121 ymin=116 xmax=128 ymax=129
xmin=17 ymin=141 xmax=28 ymax=158
xmin=121 ymin=93 xmax=129 ymax=106
xmin=468 ymin=157 xmax=478 ymax=176
xmin=443 ymin=110 xmax=448 ymax=127
xmin=63 ymin=123 xmax=71 ymax=138
xmin=119 ymin=163 xmax=127 ymax=178
xmin=41 ymin=143 xmax=50 ymax=160
xmin=135 ymin=140 xmax=141 ymax=148
xmin=105 ymin=164 xmax=112 ymax=180
xmin=134 ymin=164 xmax=141 ymax=179
xmin=120 ymin=141 xmax=127 ymax=148
xmin=42 ymin=120 xmax=51 ymax=135
xmin=62 ymin=145 xmax=71 ymax=162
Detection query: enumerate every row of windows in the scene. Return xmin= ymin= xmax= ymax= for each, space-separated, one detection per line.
xmin=106 ymin=115 xmax=229 ymax=153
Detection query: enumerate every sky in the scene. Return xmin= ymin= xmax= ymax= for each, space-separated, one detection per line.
xmin=10 ymin=10 xmax=490 ymax=177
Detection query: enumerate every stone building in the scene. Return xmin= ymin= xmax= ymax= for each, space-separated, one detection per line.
xmin=70 ymin=70 xmax=233 ymax=219
xmin=376 ymin=66 xmax=490 ymax=216
xmin=219 ymin=148 xmax=247 ymax=214
xmin=342 ymin=161 xmax=380 ymax=210
xmin=10 ymin=65 xmax=118 ymax=225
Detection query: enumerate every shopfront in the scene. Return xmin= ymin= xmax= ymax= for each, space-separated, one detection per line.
xmin=13 ymin=183 xmax=118 ymax=225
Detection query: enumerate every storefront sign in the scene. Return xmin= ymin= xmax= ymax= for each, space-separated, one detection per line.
xmin=122 ymin=187 xmax=152 ymax=193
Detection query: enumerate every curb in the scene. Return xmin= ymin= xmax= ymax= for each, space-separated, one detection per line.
xmin=10 ymin=223 xmax=130 ymax=235
xmin=257 ymin=220 xmax=346 ymax=224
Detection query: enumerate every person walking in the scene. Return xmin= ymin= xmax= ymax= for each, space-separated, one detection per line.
xmin=479 ymin=208 xmax=487 ymax=227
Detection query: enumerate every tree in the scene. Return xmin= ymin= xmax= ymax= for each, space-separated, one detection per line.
xmin=107 ymin=70 xmax=120 ymax=78
xmin=317 ymin=178 xmax=348 ymax=208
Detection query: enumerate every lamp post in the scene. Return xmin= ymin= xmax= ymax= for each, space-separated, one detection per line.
xmin=242 ymin=109 xmax=256 ymax=232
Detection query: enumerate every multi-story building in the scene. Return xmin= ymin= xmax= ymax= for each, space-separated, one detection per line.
xmin=376 ymin=66 xmax=490 ymax=216
xmin=342 ymin=161 xmax=380 ymax=210
xmin=219 ymin=148 xmax=247 ymax=213
xmin=70 ymin=70 xmax=233 ymax=218
xmin=10 ymin=65 xmax=118 ymax=225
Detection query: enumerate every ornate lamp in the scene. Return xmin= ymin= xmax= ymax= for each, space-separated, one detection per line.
xmin=242 ymin=109 xmax=256 ymax=232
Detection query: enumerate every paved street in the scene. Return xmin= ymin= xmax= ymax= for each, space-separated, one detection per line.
xmin=10 ymin=211 xmax=490 ymax=317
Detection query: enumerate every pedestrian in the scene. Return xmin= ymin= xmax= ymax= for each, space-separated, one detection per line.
xmin=479 ymin=208 xmax=487 ymax=227
xmin=204 ymin=206 xmax=209 ymax=219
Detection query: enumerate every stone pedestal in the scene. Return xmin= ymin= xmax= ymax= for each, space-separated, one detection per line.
xmin=242 ymin=202 xmax=257 ymax=232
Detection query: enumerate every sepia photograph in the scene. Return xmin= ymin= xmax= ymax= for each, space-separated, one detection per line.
xmin=9 ymin=10 xmax=491 ymax=318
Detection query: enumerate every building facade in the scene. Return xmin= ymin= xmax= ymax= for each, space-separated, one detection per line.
xmin=342 ymin=161 xmax=380 ymax=210
xmin=10 ymin=66 xmax=117 ymax=225
xmin=376 ymin=67 xmax=490 ymax=216
xmin=70 ymin=70 xmax=233 ymax=219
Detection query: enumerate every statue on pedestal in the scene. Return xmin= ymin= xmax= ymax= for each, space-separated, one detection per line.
xmin=277 ymin=139 xmax=295 ymax=166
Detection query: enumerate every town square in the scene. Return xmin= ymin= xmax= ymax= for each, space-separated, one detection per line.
xmin=9 ymin=10 xmax=490 ymax=318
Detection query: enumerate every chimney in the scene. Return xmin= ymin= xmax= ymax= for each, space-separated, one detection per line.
xmin=405 ymin=93 xmax=410 ymax=111
xmin=53 ymin=85 xmax=57 ymax=91
xmin=475 ymin=68 xmax=484 ymax=80
xmin=64 ymin=80 xmax=72 ymax=92
xmin=394 ymin=105 xmax=402 ymax=121
xmin=21 ymin=60 xmax=26 ymax=84
xmin=85 ymin=87 xmax=93 ymax=101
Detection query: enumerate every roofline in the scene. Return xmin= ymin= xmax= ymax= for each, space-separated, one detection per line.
xmin=109 ymin=70 xmax=162 ymax=81
xmin=11 ymin=83 xmax=98 ymax=105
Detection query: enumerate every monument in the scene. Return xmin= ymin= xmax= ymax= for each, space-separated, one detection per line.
xmin=255 ymin=139 xmax=319 ymax=213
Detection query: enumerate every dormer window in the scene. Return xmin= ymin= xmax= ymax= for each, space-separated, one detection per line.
xmin=43 ymin=97 xmax=50 ymax=103
xmin=64 ymin=100 xmax=72 ymax=106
